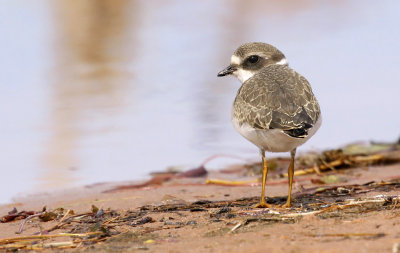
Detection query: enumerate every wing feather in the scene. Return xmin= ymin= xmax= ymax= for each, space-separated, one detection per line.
xmin=233 ymin=65 xmax=320 ymax=138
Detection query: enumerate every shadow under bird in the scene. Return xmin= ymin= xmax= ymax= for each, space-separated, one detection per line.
xmin=218 ymin=42 xmax=321 ymax=208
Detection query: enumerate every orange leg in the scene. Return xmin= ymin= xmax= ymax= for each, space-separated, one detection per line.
xmin=282 ymin=149 xmax=296 ymax=208
xmin=254 ymin=150 xmax=271 ymax=208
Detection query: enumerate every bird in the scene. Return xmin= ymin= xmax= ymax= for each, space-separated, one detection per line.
xmin=217 ymin=42 xmax=321 ymax=208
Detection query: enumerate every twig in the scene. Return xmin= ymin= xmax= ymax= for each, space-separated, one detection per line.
xmin=0 ymin=232 xmax=102 ymax=245
xmin=351 ymin=154 xmax=383 ymax=163
xmin=16 ymin=212 xmax=45 ymax=234
xmin=391 ymin=198 xmax=399 ymax=210
xmin=0 ymin=241 xmax=77 ymax=250
xmin=47 ymin=209 xmax=72 ymax=232
xmin=38 ymin=241 xmax=75 ymax=249
xmin=60 ymin=213 xmax=91 ymax=224
xmin=320 ymin=159 xmax=337 ymax=172
xmin=312 ymin=164 xmax=322 ymax=175
xmin=230 ymin=222 xmax=242 ymax=233
xmin=206 ymin=178 xmax=258 ymax=186
xmin=103 ymin=215 xmax=121 ymax=225
xmin=305 ymin=232 xmax=385 ymax=238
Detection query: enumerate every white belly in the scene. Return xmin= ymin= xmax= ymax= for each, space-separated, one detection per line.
xmin=231 ymin=115 xmax=322 ymax=152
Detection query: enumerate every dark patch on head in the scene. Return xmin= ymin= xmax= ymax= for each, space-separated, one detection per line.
xmin=234 ymin=42 xmax=285 ymax=59
xmin=235 ymin=42 xmax=286 ymax=70
xmin=242 ymin=55 xmax=267 ymax=71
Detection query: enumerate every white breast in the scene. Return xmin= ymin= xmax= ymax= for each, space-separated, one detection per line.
xmin=231 ymin=114 xmax=322 ymax=152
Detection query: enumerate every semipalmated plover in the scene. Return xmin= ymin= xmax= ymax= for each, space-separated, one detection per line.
xmin=218 ymin=42 xmax=321 ymax=208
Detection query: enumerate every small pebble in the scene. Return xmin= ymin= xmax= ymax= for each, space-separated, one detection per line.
xmin=186 ymin=220 xmax=197 ymax=225
xmin=132 ymin=216 xmax=155 ymax=226
xmin=164 ymin=221 xmax=184 ymax=226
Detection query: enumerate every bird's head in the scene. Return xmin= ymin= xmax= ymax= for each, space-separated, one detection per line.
xmin=217 ymin=42 xmax=288 ymax=83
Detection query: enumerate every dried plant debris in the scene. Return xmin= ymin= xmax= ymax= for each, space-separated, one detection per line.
xmin=101 ymin=142 xmax=400 ymax=191
xmin=291 ymin=142 xmax=400 ymax=177
xmin=0 ymin=208 xmax=35 ymax=223
xmin=2 ymin=177 xmax=400 ymax=251
xmin=210 ymin=141 xmax=400 ymax=184
xmin=1 ymin=141 xmax=400 ymax=251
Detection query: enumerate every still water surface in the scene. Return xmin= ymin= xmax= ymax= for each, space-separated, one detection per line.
xmin=0 ymin=0 xmax=399 ymax=203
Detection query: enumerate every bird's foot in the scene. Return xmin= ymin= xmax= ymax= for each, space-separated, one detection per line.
xmin=253 ymin=201 xmax=272 ymax=209
xmin=278 ymin=201 xmax=292 ymax=209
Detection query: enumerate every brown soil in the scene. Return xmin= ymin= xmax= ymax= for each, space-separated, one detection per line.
xmin=1 ymin=147 xmax=400 ymax=253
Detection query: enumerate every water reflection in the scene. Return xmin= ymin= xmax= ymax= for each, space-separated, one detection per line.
xmin=42 ymin=0 xmax=136 ymax=188
xmin=0 ymin=0 xmax=399 ymax=203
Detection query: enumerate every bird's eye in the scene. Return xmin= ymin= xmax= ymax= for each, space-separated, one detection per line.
xmin=248 ymin=55 xmax=259 ymax=64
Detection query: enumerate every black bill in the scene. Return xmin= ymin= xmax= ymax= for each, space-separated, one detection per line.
xmin=217 ymin=65 xmax=236 ymax=77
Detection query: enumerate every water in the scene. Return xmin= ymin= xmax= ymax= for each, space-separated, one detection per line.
xmin=0 ymin=0 xmax=399 ymax=204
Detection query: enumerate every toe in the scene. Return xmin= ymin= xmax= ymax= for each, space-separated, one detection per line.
xmin=253 ymin=202 xmax=272 ymax=208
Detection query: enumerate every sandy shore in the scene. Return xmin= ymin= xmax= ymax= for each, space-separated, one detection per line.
xmin=1 ymin=147 xmax=400 ymax=252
